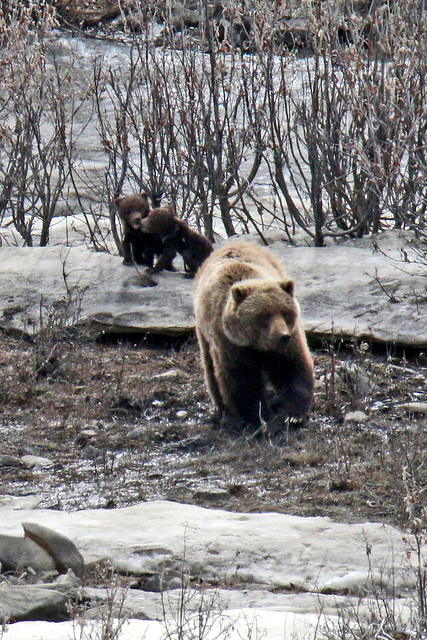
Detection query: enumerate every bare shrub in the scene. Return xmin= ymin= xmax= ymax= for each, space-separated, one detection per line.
xmin=69 ymin=562 xmax=129 ymax=640
xmin=0 ymin=2 xmax=88 ymax=247
xmin=402 ymin=465 xmax=427 ymax=635
xmin=318 ymin=466 xmax=427 ymax=640
xmin=2 ymin=1 xmax=427 ymax=253
xmin=90 ymin=1 xmax=269 ymax=247
xmin=263 ymin=0 xmax=427 ymax=246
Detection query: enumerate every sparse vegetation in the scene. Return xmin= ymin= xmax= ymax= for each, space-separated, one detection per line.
xmin=0 ymin=327 xmax=426 ymax=528
xmin=2 ymin=1 xmax=427 ymax=249
xmin=69 ymin=563 xmax=130 ymax=640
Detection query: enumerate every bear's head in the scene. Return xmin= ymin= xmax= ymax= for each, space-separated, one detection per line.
xmin=140 ymin=206 xmax=176 ymax=234
xmin=114 ymin=193 xmax=150 ymax=220
xmin=222 ymin=278 xmax=298 ymax=353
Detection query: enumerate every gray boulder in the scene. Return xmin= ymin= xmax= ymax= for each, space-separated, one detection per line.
xmin=22 ymin=523 xmax=84 ymax=578
xmin=0 ymin=583 xmax=73 ymax=623
xmin=0 ymin=536 xmax=55 ymax=574
xmin=0 ymin=523 xmax=84 ymax=578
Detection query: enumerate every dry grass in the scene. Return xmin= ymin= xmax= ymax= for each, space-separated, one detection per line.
xmin=0 ymin=327 xmax=426 ymax=528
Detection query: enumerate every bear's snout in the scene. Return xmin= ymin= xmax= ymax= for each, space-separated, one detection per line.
xmin=277 ymin=333 xmax=291 ymax=351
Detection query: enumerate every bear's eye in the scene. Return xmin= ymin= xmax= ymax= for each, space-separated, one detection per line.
xmin=257 ymin=312 xmax=270 ymax=326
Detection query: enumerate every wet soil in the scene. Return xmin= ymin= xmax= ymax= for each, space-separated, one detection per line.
xmin=0 ymin=328 xmax=426 ymax=529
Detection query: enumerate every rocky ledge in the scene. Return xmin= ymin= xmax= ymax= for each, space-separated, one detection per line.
xmin=0 ymin=230 xmax=426 ymax=348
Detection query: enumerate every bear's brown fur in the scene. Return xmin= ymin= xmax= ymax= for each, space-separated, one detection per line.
xmin=140 ymin=207 xmax=213 ymax=275
xmin=193 ymin=241 xmax=314 ymax=428
xmin=114 ymin=193 xmax=173 ymax=269
xmin=114 ymin=193 xmax=150 ymax=220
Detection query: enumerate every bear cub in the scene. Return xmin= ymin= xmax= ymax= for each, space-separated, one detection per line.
xmin=114 ymin=193 xmax=173 ymax=270
xmin=193 ymin=241 xmax=314 ymax=429
xmin=140 ymin=207 xmax=213 ymax=275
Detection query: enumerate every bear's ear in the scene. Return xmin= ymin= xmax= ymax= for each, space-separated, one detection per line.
xmin=231 ymin=284 xmax=249 ymax=304
xmin=280 ymin=279 xmax=294 ymax=296
xmin=114 ymin=197 xmax=123 ymax=205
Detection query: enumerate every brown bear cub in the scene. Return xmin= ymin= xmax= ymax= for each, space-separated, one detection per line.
xmin=193 ymin=241 xmax=314 ymax=430
xmin=114 ymin=193 xmax=174 ymax=270
xmin=140 ymin=207 xmax=213 ymax=275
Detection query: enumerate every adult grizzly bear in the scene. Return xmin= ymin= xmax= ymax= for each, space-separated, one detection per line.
xmin=114 ymin=193 xmax=172 ymax=269
xmin=193 ymin=241 xmax=314 ymax=429
xmin=140 ymin=207 xmax=213 ymax=275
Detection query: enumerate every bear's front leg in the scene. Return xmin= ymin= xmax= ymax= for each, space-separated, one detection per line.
xmin=122 ymin=238 xmax=134 ymax=265
xmin=214 ymin=348 xmax=264 ymax=428
xmin=196 ymin=331 xmax=225 ymax=417
xmin=262 ymin=350 xmax=314 ymax=423
xmin=148 ymin=248 xmax=177 ymax=274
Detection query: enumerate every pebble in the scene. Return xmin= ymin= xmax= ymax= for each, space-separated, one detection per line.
xmin=75 ymin=429 xmax=98 ymax=446
xmin=153 ymin=369 xmax=179 ymax=379
xmin=344 ymin=411 xmax=369 ymax=423
xmin=402 ymin=402 xmax=427 ymax=415
xmin=21 ymin=455 xmax=54 ymax=470
xmin=127 ymin=426 xmax=147 ymax=439
xmin=0 ymin=454 xmax=23 ymax=469
xmin=193 ymin=487 xmax=229 ymax=500
xmin=371 ymin=401 xmax=390 ymax=413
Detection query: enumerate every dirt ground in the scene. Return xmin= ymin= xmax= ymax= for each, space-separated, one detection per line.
xmin=0 ymin=327 xmax=426 ymax=530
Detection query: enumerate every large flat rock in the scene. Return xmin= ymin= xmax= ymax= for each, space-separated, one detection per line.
xmin=0 ymin=499 xmax=418 ymax=639
xmin=0 ymin=231 xmax=426 ymax=346
xmin=0 ymin=499 xmax=416 ymax=592
xmin=0 ymin=246 xmax=194 ymax=337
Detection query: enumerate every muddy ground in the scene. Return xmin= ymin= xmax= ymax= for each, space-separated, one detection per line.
xmin=0 ymin=327 xmax=426 ymax=530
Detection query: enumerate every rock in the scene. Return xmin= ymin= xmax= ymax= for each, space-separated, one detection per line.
xmin=371 ymin=400 xmax=391 ymax=413
xmin=0 ymin=500 xmax=416 ymax=593
xmin=75 ymin=429 xmax=97 ymax=446
xmin=0 ymin=455 xmax=23 ymax=469
xmin=0 ymin=523 xmax=84 ymax=577
xmin=153 ymin=369 xmax=179 ymax=379
xmin=53 ymin=570 xmax=82 ymax=591
xmin=344 ymin=411 xmax=369 ymax=423
xmin=0 ymin=536 xmax=56 ymax=573
xmin=80 ymin=602 xmax=136 ymax=621
xmin=401 ymin=402 xmax=427 ymax=415
xmin=22 ymin=523 xmax=85 ymax=578
xmin=21 ymin=455 xmax=54 ymax=470
xmin=143 ymin=571 xmax=184 ymax=592
xmin=126 ymin=426 xmax=148 ymax=439
xmin=0 ymin=499 xmax=420 ymax=639
xmin=0 ymin=231 xmax=426 ymax=347
xmin=339 ymin=363 xmax=378 ymax=398
xmin=163 ymin=435 xmax=212 ymax=453
xmin=0 ymin=495 xmax=43 ymax=510
xmin=0 ymin=583 xmax=73 ymax=623
xmin=0 ymin=571 xmax=81 ymax=620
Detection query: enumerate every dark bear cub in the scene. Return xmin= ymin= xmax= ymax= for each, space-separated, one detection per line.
xmin=193 ymin=241 xmax=314 ymax=430
xmin=140 ymin=207 xmax=213 ymax=275
xmin=114 ymin=193 xmax=172 ymax=269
